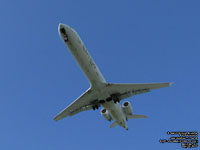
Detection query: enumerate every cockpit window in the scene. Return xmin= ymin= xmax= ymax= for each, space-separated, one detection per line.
xmin=60 ymin=28 xmax=68 ymax=42
xmin=60 ymin=28 xmax=66 ymax=34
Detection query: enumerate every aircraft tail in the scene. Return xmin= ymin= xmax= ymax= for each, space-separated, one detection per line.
xmin=110 ymin=121 xmax=117 ymax=128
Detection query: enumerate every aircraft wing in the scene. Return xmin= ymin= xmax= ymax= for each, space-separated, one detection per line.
xmin=106 ymin=82 xmax=173 ymax=100
xmin=54 ymin=88 xmax=97 ymax=121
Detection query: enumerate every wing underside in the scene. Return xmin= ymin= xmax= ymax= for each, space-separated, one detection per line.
xmin=106 ymin=82 xmax=173 ymax=100
xmin=54 ymin=88 xmax=97 ymax=121
xmin=54 ymin=82 xmax=172 ymax=121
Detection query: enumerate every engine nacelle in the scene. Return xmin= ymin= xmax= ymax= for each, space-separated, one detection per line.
xmin=101 ymin=108 xmax=112 ymax=121
xmin=122 ymin=101 xmax=133 ymax=115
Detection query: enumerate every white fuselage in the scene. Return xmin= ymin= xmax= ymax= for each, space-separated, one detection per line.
xmin=102 ymin=101 xmax=127 ymax=129
xmin=59 ymin=24 xmax=106 ymax=87
xmin=58 ymin=24 xmax=127 ymax=129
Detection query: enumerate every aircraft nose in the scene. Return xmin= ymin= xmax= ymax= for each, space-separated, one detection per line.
xmin=58 ymin=23 xmax=71 ymax=30
xmin=58 ymin=23 xmax=65 ymax=33
xmin=58 ymin=23 xmax=69 ymax=42
xmin=58 ymin=23 xmax=64 ymax=29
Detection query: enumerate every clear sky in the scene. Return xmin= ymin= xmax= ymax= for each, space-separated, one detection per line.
xmin=0 ymin=0 xmax=199 ymax=150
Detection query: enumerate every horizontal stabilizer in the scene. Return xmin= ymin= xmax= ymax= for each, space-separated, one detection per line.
xmin=127 ymin=114 xmax=147 ymax=119
xmin=110 ymin=121 xmax=117 ymax=128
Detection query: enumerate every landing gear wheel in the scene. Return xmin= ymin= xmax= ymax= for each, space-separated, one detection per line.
xmin=99 ymin=100 xmax=105 ymax=104
xmin=112 ymin=95 xmax=119 ymax=103
xmin=106 ymin=97 xmax=112 ymax=102
xmin=92 ymin=106 xmax=95 ymax=110
xmin=92 ymin=105 xmax=99 ymax=110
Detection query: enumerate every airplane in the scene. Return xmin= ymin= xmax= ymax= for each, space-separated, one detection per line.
xmin=54 ymin=23 xmax=172 ymax=130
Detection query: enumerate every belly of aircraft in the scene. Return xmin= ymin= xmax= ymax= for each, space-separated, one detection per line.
xmin=103 ymin=101 xmax=125 ymax=124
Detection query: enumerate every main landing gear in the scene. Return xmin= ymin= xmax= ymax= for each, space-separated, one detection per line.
xmin=105 ymin=95 xmax=120 ymax=103
xmin=92 ymin=105 xmax=99 ymax=110
xmin=92 ymin=95 xmax=120 ymax=110
xmin=112 ymin=95 xmax=120 ymax=103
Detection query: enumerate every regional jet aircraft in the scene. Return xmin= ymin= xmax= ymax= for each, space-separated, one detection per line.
xmin=54 ymin=23 xmax=172 ymax=130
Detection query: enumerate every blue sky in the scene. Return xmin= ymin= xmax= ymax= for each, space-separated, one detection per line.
xmin=0 ymin=0 xmax=199 ymax=150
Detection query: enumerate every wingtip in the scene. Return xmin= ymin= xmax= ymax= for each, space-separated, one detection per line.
xmin=53 ymin=115 xmax=61 ymax=122
xmin=169 ymin=82 xmax=174 ymax=86
xmin=53 ymin=118 xmax=59 ymax=122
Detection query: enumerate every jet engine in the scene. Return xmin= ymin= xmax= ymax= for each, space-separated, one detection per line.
xmin=101 ymin=108 xmax=112 ymax=121
xmin=122 ymin=101 xmax=133 ymax=115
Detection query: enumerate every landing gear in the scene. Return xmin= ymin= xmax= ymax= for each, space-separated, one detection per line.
xmin=106 ymin=97 xmax=112 ymax=102
xmin=112 ymin=95 xmax=120 ymax=103
xmin=96 ymin=95 xmax=119 ymax=110
xmin=105 ymin=95 xmax=120 ymax=103
xmin=99 ymin=100 xmax=105 ymax=104
xmin=92 ymin=105 xmax=99 ymax=110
